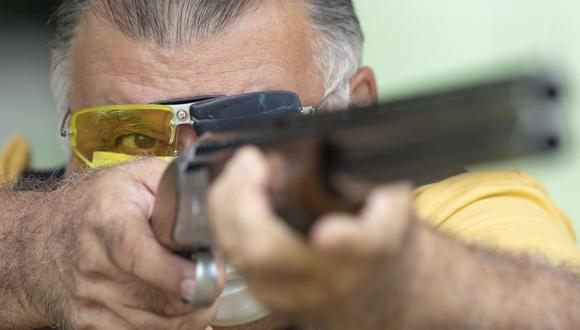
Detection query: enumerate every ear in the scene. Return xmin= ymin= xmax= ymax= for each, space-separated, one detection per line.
xmin=349 ymin=67 xmax=378 ymax=108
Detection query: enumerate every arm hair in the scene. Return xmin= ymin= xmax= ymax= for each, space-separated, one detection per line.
xmin=0 ymin=175 xmax=89 ymax=329
xmin=328 ymin=223 xmax=580 ymax=329
xmin=0 ymin=188 xmax=51 ymax=328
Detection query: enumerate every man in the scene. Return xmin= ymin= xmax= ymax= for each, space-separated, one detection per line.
xmin=1 ymin=0 xmax=580 ymax=329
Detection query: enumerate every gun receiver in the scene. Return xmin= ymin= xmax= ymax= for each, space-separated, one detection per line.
xmin=151 ymin=72 xmax=562 ymax=306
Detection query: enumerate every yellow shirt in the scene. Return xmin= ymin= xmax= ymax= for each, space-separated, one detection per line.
xmin=2 ymin=137 xmax=579 ymax=270
xmin=416 ymin=171 xmax=580 ymax=270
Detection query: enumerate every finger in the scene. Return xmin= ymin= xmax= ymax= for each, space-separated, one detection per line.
xmin=361 ymin=182 xmax=414 ymax=254
xmin=309 ymin=213 xmax=365 ymax=257
xmin=209 ymin=147 xmax=271 ymax=252
xmin=211 ymin=147 xmax=312 ymax=274
xmin=76 ymin=276 xmax=164 ymax=317
xmin=111 ymin=302 xmax=217 ymax=330
xmin=72 ymin=304 xmax=133 ymax=330
xmin=77 ymin=270 xmax=193 ymax=317
xmin=213 ymin=251 xmax=228 ymax=291
xmin=311 ymin=182 xmax=413 ymax=259
xmin=102 ymin=217 xmax=203 ymax=303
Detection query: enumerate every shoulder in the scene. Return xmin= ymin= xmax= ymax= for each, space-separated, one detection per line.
xmin=414 ymin=171 xmax=580 ymax=270
xmin=414 ymin=170 xmax=565 ymax=228
xmin=416 ymin=170 xmax=547 ymax=197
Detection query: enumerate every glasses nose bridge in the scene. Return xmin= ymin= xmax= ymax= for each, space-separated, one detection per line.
xmin=159 ymin=95 xmax=222 ymax=141
xmin=168 ymin=102 xmax=198 ymax=143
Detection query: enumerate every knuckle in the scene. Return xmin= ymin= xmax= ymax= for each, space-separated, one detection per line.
xmin=75 ymin=247 xmax=100 ymax=275
xmin=85 ymin=196 xmax=110 ymax=230
xmin=75 ymin=255 xmax=92 ymax=274
xmin=119 ymin=234 xmax=140 ymax=274
xmin=100 ymin=220 xmax=138 ymax=273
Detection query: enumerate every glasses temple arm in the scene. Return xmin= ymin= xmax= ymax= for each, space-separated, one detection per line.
xmin=60 ymin=109 xmax=72 ymax=137
xmin=300 ymin=89 xmax=338 ymax=115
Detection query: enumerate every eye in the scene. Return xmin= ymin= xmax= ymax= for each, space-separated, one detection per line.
xmin=115 ymin=134 xmax=158 ymax=150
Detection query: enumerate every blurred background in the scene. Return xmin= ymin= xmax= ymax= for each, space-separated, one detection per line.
xmin=1 ymin=0 xmax=579 ymax=233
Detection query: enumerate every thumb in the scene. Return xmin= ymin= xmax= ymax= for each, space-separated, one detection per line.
xmin=311 ymin=182 xmax=413 ymax=260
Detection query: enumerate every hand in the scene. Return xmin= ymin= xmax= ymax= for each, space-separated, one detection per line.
xmin=24 ymin=160 xmax=222 ymax=329
xmin=208 ymin=147 xmax=415 ymax=325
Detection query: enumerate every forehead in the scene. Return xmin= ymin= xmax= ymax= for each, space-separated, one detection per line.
xmin=69 ymin=0 xmax=324 ymax=109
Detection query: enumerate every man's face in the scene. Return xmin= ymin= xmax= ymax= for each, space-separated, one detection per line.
xmin=67 ymin=1 xmax=374 ymax=172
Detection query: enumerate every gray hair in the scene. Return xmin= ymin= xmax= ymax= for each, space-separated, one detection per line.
xmin=51 ymin=0 xmax=364 ymax=112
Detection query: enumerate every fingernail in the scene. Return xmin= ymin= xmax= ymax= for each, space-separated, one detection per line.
xmin=180 ymin=278 xmax=196 ymax=302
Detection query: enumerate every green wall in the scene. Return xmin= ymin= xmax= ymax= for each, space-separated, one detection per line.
xmin=355 ymin=0 xmax=580 ymax=233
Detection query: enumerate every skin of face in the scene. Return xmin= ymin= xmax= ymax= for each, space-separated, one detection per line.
xmin=67 ymin=0 xmax=377 ymax=173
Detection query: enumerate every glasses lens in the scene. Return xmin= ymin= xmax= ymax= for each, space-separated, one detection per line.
xmin=191 ymin=91 xmax=302 ymax=134
xmin=73 ymin=108 xmax=175 ymax=165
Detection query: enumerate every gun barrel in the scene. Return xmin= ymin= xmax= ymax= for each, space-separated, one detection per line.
xmin=153 ymin=71 xmax=562 ymax=250
xmin=199 ymin=72 xmax=560 ymax=176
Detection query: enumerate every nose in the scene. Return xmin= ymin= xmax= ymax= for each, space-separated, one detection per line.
xmin=176 ymin=125 xmax=199 ymax=152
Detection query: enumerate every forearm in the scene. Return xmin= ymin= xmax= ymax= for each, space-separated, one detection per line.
xmin=410 ymin=225 xmax=580 ymax=328
xmin=0 ymin=189 xmax=51 ymax=328
xmin=333 ymin=223 xmax=580 ymax=329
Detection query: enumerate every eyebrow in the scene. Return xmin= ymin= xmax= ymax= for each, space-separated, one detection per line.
xmin=103 ymin=109 xmax=164 ymax=134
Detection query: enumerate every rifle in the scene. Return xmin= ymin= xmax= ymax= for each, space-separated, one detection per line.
xmin=151 ymin=71 xmax=563 ymax=307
